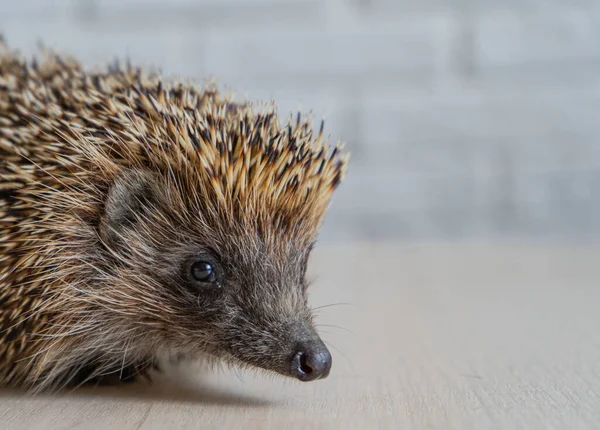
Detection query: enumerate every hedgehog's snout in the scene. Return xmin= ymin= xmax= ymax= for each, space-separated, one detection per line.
xmin=290 ymin=338 xmax=332 ymax=382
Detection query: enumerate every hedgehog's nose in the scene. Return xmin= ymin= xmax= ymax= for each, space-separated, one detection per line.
xmin=291 ymin=343 xmax=332 ymax=382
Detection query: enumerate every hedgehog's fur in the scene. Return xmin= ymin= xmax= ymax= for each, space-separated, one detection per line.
xmin=0 ymin=38 xmax=348 ymax=393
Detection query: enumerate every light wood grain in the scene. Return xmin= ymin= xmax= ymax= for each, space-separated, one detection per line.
xmin=1 ymin=242 xmax=599 ymax=429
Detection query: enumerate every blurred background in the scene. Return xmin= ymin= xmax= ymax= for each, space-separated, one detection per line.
xmin=2 ymin=0 xmax=600 ymax=244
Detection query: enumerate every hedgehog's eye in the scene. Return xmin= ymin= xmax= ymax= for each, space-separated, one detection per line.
xmin=191 ymin=261 xmax=216 ymax=283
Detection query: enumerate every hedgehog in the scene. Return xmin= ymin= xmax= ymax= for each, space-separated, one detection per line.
xmin=0 ymin=38 xmax=349 ymax=393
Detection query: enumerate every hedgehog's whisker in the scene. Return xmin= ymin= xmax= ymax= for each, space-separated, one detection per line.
xmin=312 ymin=302 xmax=356 ymax=311
xmin=316 ymin=323 xmax=354 ymax=335
xmin=322 ymin=340 xmax=356 ymax=377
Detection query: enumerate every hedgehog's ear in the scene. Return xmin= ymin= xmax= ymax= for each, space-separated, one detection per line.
xmin=99 ymin=168 xmax=162 ymax=247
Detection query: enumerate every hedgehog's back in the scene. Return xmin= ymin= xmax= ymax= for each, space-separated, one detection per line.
xmin=1 ymin=39 xmax=227 ymax=194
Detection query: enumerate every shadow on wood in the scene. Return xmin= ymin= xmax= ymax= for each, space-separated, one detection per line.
xmin=0 ymin=379 xmax=274 ymax=407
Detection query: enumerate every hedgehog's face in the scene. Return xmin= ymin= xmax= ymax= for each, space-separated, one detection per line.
xmin=99 ymin=168 xmax=332 ymax=382
xmin=180 ymin=238 xmax=332 ymax=382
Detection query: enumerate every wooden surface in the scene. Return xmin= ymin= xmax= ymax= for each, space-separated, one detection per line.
xmin=1 ymin=242 xmax=599 ymax=429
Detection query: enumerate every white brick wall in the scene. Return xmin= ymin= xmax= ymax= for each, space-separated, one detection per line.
xmin=2 ymin=0 xmax=600 ymax=242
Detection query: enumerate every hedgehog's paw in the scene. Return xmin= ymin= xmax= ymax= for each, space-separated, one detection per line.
xmin=67 ymin=361 xmax=155 ymax=388
xmin=92 ymin=365 xmax=141 ymax=386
